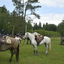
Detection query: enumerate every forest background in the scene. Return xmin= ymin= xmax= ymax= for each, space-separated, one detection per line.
xmin=0 ymin=0 xmax=64 ymax=36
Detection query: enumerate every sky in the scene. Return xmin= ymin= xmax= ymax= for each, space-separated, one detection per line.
xmin=0 ymin=0 xmax=64 ymax=26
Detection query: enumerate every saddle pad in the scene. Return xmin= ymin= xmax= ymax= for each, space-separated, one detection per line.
xmin=6 ymin=36 xmax=11 ymax=44
xmin=35 ymin=35 xmax=44 ymax=45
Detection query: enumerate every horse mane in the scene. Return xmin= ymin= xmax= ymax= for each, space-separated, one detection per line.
xmin=26 ymin=32 xmax=35 ymax=39
xmin=25 ymin=32 xmax=30 ymax=35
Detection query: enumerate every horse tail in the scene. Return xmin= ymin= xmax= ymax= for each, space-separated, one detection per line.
xmin=48 ymin=40 xmax=51 ymax=51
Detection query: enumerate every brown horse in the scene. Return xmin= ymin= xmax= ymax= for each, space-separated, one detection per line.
xmin=0 ymin=36 xmax=19 ymax=62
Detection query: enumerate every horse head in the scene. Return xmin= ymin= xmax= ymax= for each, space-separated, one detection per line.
xmin=23 ymin=32 xmax=29 ymax=40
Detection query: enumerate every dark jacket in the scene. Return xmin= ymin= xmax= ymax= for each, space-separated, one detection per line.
xmin=1 ymin=30 xmax=7 ymax=35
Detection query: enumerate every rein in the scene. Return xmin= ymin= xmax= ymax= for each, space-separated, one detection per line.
xmin=19 ymin=39 xmax=25 ymax=47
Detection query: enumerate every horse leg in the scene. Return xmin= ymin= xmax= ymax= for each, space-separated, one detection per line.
xmin=45 ymin=44 xmax=48 ymax=55
xmin=14 ymin=49 xmax=19 ymax=63
xmin=16 ymin=51 xmax=19 ymax=63
xmin=60 ymin=40 xmax=63 ymax=45
xmin=35 ymin=46 xmax=38 ymax=55
xmin=27 ymin=39 xmax=28 ymax=44
xmin=9 ymin=48 xmax=14 ymax=62
xmin=44 ymin=43 xmax=46 ymax=47
xmin=33 ymin=45 xmax=35 ymax=55
xmin=36 ymin=50 xmax=38 ymax=55
xmin=33 ymin=45 xmax=38 ymax=55
xmin=16 ymin=45 xmax=19 ymax=63
xmin=30 ymin=40 xmax=31 ymax=44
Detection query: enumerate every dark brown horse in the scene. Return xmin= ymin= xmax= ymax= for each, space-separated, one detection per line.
xmin=0 ymin=36 xmax=19 ymax=62
xmin=61 ymin=37 xmax=64 ymax=45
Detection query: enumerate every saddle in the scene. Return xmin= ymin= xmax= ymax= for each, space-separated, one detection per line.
xmin=0 ymin=36 xmax=11 ymax=47
xmin=6 ymin=36 xmax=11 ymax=44
xmin=35 ymin=35 xmax=44 ymax=45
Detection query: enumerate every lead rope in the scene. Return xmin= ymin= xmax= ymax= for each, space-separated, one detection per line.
xmin=19 ymin=39 xmax=26 ymax=47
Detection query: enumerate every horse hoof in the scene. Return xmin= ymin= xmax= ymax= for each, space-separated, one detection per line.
xmin=33 ymin=53 xmax=35 ymax=55
xmin=45 ymin=53 xmax=47 ymax=55
xmin=36 ymin=53 xmax=38 ymax=55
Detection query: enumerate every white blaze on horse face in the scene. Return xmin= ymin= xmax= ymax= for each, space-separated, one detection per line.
xmin=24 ymin=32 xmax=28 ymax=39
xmin=25 ymin=32 xmax=28 ymax=38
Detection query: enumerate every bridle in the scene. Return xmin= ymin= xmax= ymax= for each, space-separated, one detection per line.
xmin=20 ymin=33 xmax=28 ymax=47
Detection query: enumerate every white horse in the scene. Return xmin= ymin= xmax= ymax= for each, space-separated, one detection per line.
xmin=23 ymin=32 xmax=51 ymax=55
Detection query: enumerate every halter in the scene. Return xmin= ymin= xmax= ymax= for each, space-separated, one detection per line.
xmin=24 ymin=32 xmax=29 ymax=39
xmin=26 ymin=32 xmax=28 ymax=38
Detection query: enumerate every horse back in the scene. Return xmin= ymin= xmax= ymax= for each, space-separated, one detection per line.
xmin=44 ymin=36 xmax=51 ymax=43
xmin=10 ymin=37 xmax=19 ymax=49
xmin=0 ymin=37 xmax=19 ymax=51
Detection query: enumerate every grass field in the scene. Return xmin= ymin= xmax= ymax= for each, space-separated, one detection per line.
xmin=0 ymin=37 xmax=64 ymax=64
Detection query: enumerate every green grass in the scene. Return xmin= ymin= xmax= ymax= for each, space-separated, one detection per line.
xmin=0 ymin=37 xmax=64 ymax=64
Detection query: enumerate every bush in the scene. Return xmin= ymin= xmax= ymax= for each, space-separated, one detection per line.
xmin=32 ymin=29 xmax=61 ymax=36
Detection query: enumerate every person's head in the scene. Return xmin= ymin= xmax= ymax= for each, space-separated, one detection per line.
xmin=2 ymin=29 xmax=4 ymax=31
xmin=16 ymin=34 xmax=19 ymax=37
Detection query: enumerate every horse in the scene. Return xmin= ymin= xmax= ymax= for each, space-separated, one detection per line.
xmin=0 ymin=36 xmax=19 ymax=62
xmin=26 ymin=37 xmax=31 ymax=44
xmin=23 ymin=32 xmax=51 ymax=55
xmin=60 ymin=37 xmax=64 ymax=45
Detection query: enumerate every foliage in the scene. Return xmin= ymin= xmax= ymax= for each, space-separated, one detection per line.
xmin=33 ymin=23 xmax=38 ymax=30
xmin=26 ymin=21 xmax=32 ymax=30
xmin=57 ymin=20 xmax=64 ymax=36
xmin=28 ymin=0 xmax=38 ymax=2
xmin=11 ymin=0 xmax=41 ymax=34
xmin=0 ymin=0 xmax=64 ymax=37
xmin=0 ymin=5 xmax=10 ymax=33
xmin=0 ymin=0 xmax=41 ymax=35
xmin=33 ymin=22 xmax=42 ymax=30
xmin=43 ymin=23 xmax=57 ymax=31
xmin=33 ymin=29 xmax=61 ymax=36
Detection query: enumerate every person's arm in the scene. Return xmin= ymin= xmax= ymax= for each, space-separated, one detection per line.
xmin=19 ymin=38 xmax=22 ymax=40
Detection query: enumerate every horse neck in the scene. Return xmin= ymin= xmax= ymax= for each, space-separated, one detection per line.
xmin=28 ymin=33 xmax=34 ymax=40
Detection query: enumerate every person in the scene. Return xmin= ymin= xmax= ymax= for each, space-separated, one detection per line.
xmin=1 ymin=29 xmax=7 ymax=35
xmin=15 ymin=34 xmax=22 ymax=44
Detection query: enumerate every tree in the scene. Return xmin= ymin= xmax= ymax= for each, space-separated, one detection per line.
xmin=38 ymin=22 xmax=41 ymax=29
xmin=0 ymin=5 xmax=10 ymax=33
xmin=49 ymin=24 xmax=57 ymax=31
xmin=43 ymin=23 xmax=57 ymax=31
xmin=12 ymin=0 xmax=41 ymax=34
xmin=26 ymin=20 xmax=32 ymax=30
xmin=43 ymin=23 xmax=49 ymax=30
xmin=57 ymin=20 xmax=64 ymax=36
xmin=33 ymin=23 xmax=38 ymax=30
